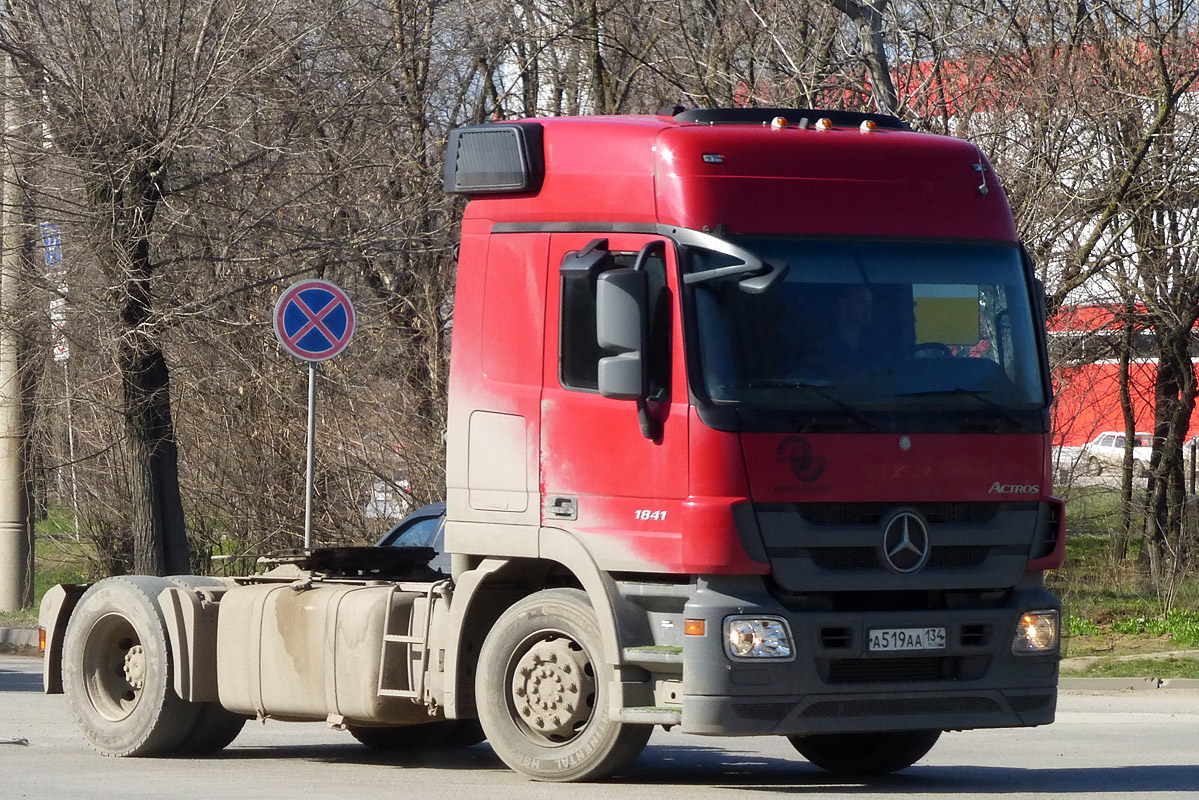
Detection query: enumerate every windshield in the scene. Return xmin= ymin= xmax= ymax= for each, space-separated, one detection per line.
xmin=689 ymin=239 xmax=1046 ymax=416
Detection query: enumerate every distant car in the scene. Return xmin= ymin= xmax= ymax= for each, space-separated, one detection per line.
xmin=376 ymin=501 xmax=449 ymax=573
xmin=1080 ymin=431 xmax=1152 ymax=476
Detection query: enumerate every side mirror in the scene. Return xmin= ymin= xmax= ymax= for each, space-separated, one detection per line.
xmin=596 ymin=268 xmax=649 ymax=401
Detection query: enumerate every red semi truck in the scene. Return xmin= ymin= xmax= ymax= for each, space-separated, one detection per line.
xmin=39 ymin=107 xmax=1065 ymax=782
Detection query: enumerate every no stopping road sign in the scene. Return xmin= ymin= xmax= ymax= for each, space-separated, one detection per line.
xmin=273 ymin=279 xmax=356 ymax=362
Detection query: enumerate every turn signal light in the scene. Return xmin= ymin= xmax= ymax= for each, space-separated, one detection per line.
xmin=684 ymin=619 xmax=706 ymax=636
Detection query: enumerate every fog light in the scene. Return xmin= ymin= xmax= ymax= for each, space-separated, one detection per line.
xmin=1011 ymin=610 xmax=1059 ymax=654
xmin=725 ymin=616 xmax=793 ymax=659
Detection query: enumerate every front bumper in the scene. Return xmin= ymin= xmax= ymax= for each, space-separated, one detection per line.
xmin=680 ymin=576 xmax=1059 ymax=736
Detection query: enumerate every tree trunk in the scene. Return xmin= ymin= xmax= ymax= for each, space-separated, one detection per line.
xmin=1114 ymin=299 xmax=1136 ymax=563
xmin=110 ymin=172 xmax=190 ymax=577
xmin=824 ymin=0 xmax=898 ymax=115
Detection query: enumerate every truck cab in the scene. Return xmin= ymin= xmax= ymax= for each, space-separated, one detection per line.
xmin=441 ymin=107 xmax=1063 ymax=770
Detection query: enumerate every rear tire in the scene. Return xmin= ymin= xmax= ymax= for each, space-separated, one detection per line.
xmin=788 ymin=730 xmax=941 ymax=775
xmin=177 ymin=703 xmax=247 ymax=755
xmin=475 ymin=589 xmax=650 ymax=782
xmin=61 ymin=576 xmax=200 ymax=757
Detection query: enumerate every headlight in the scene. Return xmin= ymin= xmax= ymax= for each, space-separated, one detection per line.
xmin=725 ymin=616 xmax=793 ymax=659
xmin=1011 ymin=609 xmax=1059 ymax=654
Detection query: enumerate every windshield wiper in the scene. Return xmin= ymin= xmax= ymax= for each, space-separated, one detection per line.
xmin=895 ymin=387 xmax=1035 ymax=432
xmin=738 ymin=380 xmax=880 ymax=432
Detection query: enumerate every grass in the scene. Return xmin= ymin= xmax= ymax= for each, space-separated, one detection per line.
xmin=0 ymin=510 xmax=98 ymax=628
xmin=1051 ymin=482 xmax=1199 ymax=676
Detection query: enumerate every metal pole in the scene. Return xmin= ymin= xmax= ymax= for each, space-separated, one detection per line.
xmin=303 ymin=361 xmax=317 ymax=550
xmin=0 ymin=54 xmax=30 ymax=610
xmin=64 ymin=359 xmax=80 ymax=539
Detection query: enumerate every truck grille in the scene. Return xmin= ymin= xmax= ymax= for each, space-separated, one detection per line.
xmin=823 ymin=654 xmax=990 ymax=683
xmin=810 ymin=545 xmax=991 ymax=571
xmin=754 ymin=501 xmax=1043 ymax=593
xmin=798 ymin=502 xmax=1001 ymax=526
xmin=826 ymin=657 xmax=949 ymax=683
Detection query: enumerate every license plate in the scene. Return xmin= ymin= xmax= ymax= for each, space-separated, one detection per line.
xmin=868 ymin=627 xmax=947 ymax=652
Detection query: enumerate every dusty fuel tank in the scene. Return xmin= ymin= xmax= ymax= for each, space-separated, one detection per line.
xmin=216 ymin=581 xmax=434 ymax=724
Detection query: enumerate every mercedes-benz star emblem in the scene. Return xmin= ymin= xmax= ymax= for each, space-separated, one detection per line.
xmin=881 ymin=511 xmax=931 ymax=573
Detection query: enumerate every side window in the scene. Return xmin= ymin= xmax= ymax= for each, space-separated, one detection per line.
xmin=559 ymin=245 xmax=672 ymax=397
xmin=560 ymin=268 xmax=605 ymax=390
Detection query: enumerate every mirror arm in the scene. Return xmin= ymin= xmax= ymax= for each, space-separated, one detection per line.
xmin=636 ymin=399 xmax=661 ymax=441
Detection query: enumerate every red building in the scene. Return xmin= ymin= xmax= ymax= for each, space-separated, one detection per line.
xmin=1049 ymin=305 xmax=1199 ymax=447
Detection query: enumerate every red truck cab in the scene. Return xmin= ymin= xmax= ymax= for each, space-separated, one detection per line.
xmin=442 ymin=108 xmax=1063 ymax=776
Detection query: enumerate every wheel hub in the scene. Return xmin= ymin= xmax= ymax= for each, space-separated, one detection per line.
xmin=510 ymin=637 xmax=595 ymax=740
xmin=123 ymin=644 xmax=146 ymax=691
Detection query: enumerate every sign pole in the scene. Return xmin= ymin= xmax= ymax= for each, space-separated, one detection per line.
xmin=273 ymin=279 xmax=356 ymax=552
xmin=304 ymin=361 xmax=318 ymax=550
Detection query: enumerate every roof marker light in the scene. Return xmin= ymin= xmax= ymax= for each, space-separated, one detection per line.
xmin=815 ymin=117 xmax=833 ymax=131
xmin=770 ymin=116 xmax=788 ymax=130
xmin=860 ymin=119 xmax=878 ymax=133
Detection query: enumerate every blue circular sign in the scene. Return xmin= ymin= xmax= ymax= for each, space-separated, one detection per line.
xmin=273 ymin=279 xmax=356 ymax=362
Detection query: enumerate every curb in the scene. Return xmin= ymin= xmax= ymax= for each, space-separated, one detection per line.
xmin=1060 ymin=677 xmax=1199 ymax=691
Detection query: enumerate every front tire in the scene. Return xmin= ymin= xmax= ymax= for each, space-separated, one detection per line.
xmin=475 ymin=589 xmax=650 ymax=782
xmin=788 ymin=730 xmax=941 ymax=775
xmin=61 ymin=576 xmax=201 ymax=757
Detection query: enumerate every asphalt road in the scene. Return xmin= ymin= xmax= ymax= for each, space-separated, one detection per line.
xmin=3 ymin=653 xmax=1197 ymax=799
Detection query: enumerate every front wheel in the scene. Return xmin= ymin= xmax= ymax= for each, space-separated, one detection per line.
xmin=475 ymin=589 xmax=650 ymax=782
xmin=788 ymin=730 xmax=941 ymax=775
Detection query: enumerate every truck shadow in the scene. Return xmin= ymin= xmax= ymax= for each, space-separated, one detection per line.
xmin=621 ymin=746 xmax=1199 ymax=794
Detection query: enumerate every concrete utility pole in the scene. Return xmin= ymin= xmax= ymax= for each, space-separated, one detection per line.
xmin=0 ymin=54 xmax=31 ymax=611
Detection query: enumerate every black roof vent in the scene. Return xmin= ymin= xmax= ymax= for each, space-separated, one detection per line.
xmin=673 ymin=107 xmax=909 ymax=131
xmin=443 ymin=122 xmax=545 ymax=195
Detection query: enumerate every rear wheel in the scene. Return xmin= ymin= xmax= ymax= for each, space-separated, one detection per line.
xmin=61 ymin=577 xmax=200 ymax=757
xmin=475 ymin=589 xmax=650 ymax=782
xmin=177 ymin=703 xmax=248 ymax=755
xmin=788 ymin=730 xmax=941 ymax=775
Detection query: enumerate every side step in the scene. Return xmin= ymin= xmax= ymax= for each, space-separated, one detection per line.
xmin=612 ymin=706 xmax=683 ymax=725
xmin=622 ymin=645 xmax=683 ymax=673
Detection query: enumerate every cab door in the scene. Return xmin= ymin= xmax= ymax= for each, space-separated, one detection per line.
xmin=539 ymin=232 xmax=689 ymax=573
